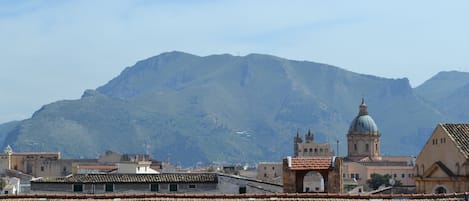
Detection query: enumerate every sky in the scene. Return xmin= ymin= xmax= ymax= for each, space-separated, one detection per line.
xmin=0 ymin=0 xmax=468 ymax=123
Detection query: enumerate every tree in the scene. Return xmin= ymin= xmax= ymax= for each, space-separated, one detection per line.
xmin=0 ymin=178 xmax=5 ymax=190
xmin=367 ymin=173 xmax=401 ymax=190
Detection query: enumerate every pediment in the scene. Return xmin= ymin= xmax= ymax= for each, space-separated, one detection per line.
xmin=423 ymin=161 xmax=454 ymax=178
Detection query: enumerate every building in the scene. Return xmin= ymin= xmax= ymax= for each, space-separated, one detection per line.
xmin=256 ymin=162 xmax=282 ymax=184
xmin=0 ymin=145 xmax=72 ymax=177
xmin=0 ymin=192 xmax=466 ymax=201
xmin=415 ymin=123 xmax=469 ymax=193
xmin=282 ymin=156 xmax=343 ymax=193
xmin=343 ymin=99 xmax=415 ymax=189
xmin=116 ymin=161 xmax=159 ymax=174
xmin=294 ymin=130 xmax=334 ymax=157
xmin=31 ymin=173 xmax=219 ymax=194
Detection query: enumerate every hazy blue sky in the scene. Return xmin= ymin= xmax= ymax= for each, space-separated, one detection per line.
xmin=1 ymin=1 xmax=468 ymax=123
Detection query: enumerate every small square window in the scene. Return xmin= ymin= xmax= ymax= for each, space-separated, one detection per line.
xmin=105 ymin=183 xmax=113 ymax=192
xmin=150 ymin=184 xmax=159 ymax=192
xmin=189 ymin=184 xmax=196 ymax=189
xmin=73 ymin=184 xmax=83 ymax=192
xmin=169 ymin=184 xmax=178 ymax=192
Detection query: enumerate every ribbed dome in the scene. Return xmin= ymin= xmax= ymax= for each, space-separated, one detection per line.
xmin=348 ymin=98 xmax=379 ymax=134
xmin=349 ymin=115 xmax=379 ymax=133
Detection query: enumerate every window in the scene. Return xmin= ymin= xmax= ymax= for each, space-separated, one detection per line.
xmin=272 ymin=166 xmax=275 ymax=170
xmin=393 ymin=174 xmax=397 ymax=178
xmin=73 ymin=184 xmax=83 ymax=192
xmin=169 ymin=184 xmax=178 ymax=192
xmin=354 ymin=144 xmax=357 ymax=151
xmin=41 ymin=166 xmax=44 ymax=171
xmin=264 ymin=173 xmax=267 ymax=177
xmin=401 ymin=174 xmax=405 ymax=178
xmin=105 ymin=183 xmax=113 ymax=192
xmin=304 ymin=148 xmax=307 ymax=152
xmin=314 ymin=148 xmax=318 ymax=153
xmin=320 ymin=148 xmax=323 ymax=152
xmin=189 ymin=184 xmax=196 ymax=189
xmin=150 ymin=184 xmax=159 ymax=192
xmin=309 ymin=148 xmax=313 ymax=152
xmin=264 ymin=166 xmax=266 ymax=170
xmin=239 ymin=186 xmax=246 ymax=194
xmin=365 ymin=144 xmax=369 ymax=151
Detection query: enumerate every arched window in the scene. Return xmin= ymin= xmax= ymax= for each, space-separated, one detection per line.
xmin=433 ymin=185 xmax=448 ymax=194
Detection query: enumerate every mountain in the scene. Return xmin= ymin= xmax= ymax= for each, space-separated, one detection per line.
xmin=415 ymin=71 xmax=469 ymax=122
xmin=0 ymin=121 xmax=19 ymax=145
xmin=0 ymin=52 xmax=451 ymax=165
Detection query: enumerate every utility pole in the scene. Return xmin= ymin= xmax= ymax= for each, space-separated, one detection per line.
xmin=336 ymin=139 xmax=340 ymax=156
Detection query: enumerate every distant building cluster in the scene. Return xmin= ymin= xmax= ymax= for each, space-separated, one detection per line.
xmin=1 ymin=98 xmax=469 ymax=196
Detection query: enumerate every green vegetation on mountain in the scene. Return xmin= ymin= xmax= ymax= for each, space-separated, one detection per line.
xmin=415 ymin=71 xmax=469 ymax=122
xmin=0 ymin=52 xmax=464 ymax=165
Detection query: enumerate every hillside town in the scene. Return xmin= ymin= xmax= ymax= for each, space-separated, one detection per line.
xmin=0 ymin=98 xmax=468 ymax=200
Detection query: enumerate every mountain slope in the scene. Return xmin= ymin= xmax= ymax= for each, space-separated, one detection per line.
xmin=415 ymin=71 xmax=469 ymax=122
xmin=2 ymin=52 xmax=447 ymax=165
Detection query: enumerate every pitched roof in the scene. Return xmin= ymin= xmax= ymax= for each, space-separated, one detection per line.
xmin=424 ymin=161 xmax=455 ymax=178
xmin=0 ymin=192 xmax=466 ymax=200
xmin=441 ymin=123 xmax=469 ymax=158
xmin=32 ymin=173 xmax=218 ymax=184
xmin=290 ymin=157 xmax=333 ymax=170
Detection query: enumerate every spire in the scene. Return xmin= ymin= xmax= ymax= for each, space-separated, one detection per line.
xmin=305 ymin=129 xmax=314 ymax=142
xmin=294 ymin=129 xmax=303 ymax=143
xmin=359 ymin=97 xmax=369 ymax=116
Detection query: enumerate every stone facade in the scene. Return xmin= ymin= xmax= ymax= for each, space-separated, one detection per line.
xmin=415 ymin=123 xmax=469 ymax=193
xmin=294 ymin=130 xmax=334 ymax=157
xmin=256 ymin=162 xmax=282 ymax=184
xmin=283 ymin=157 xmax=343 ymax=193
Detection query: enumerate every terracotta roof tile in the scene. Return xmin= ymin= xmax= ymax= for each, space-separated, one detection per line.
xmin=441 ymin=123 xmax=469 ymax=158
xmin=290 ymin=157 xmax=333 ymax=170
xmin=32 ymin=173 xmax=218 ymax=184
xmin=0 ymin=192 xmax=467 ymax=200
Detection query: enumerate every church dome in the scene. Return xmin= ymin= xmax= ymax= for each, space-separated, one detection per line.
xmin=348 ymin=98 xmax=379 ymax=134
